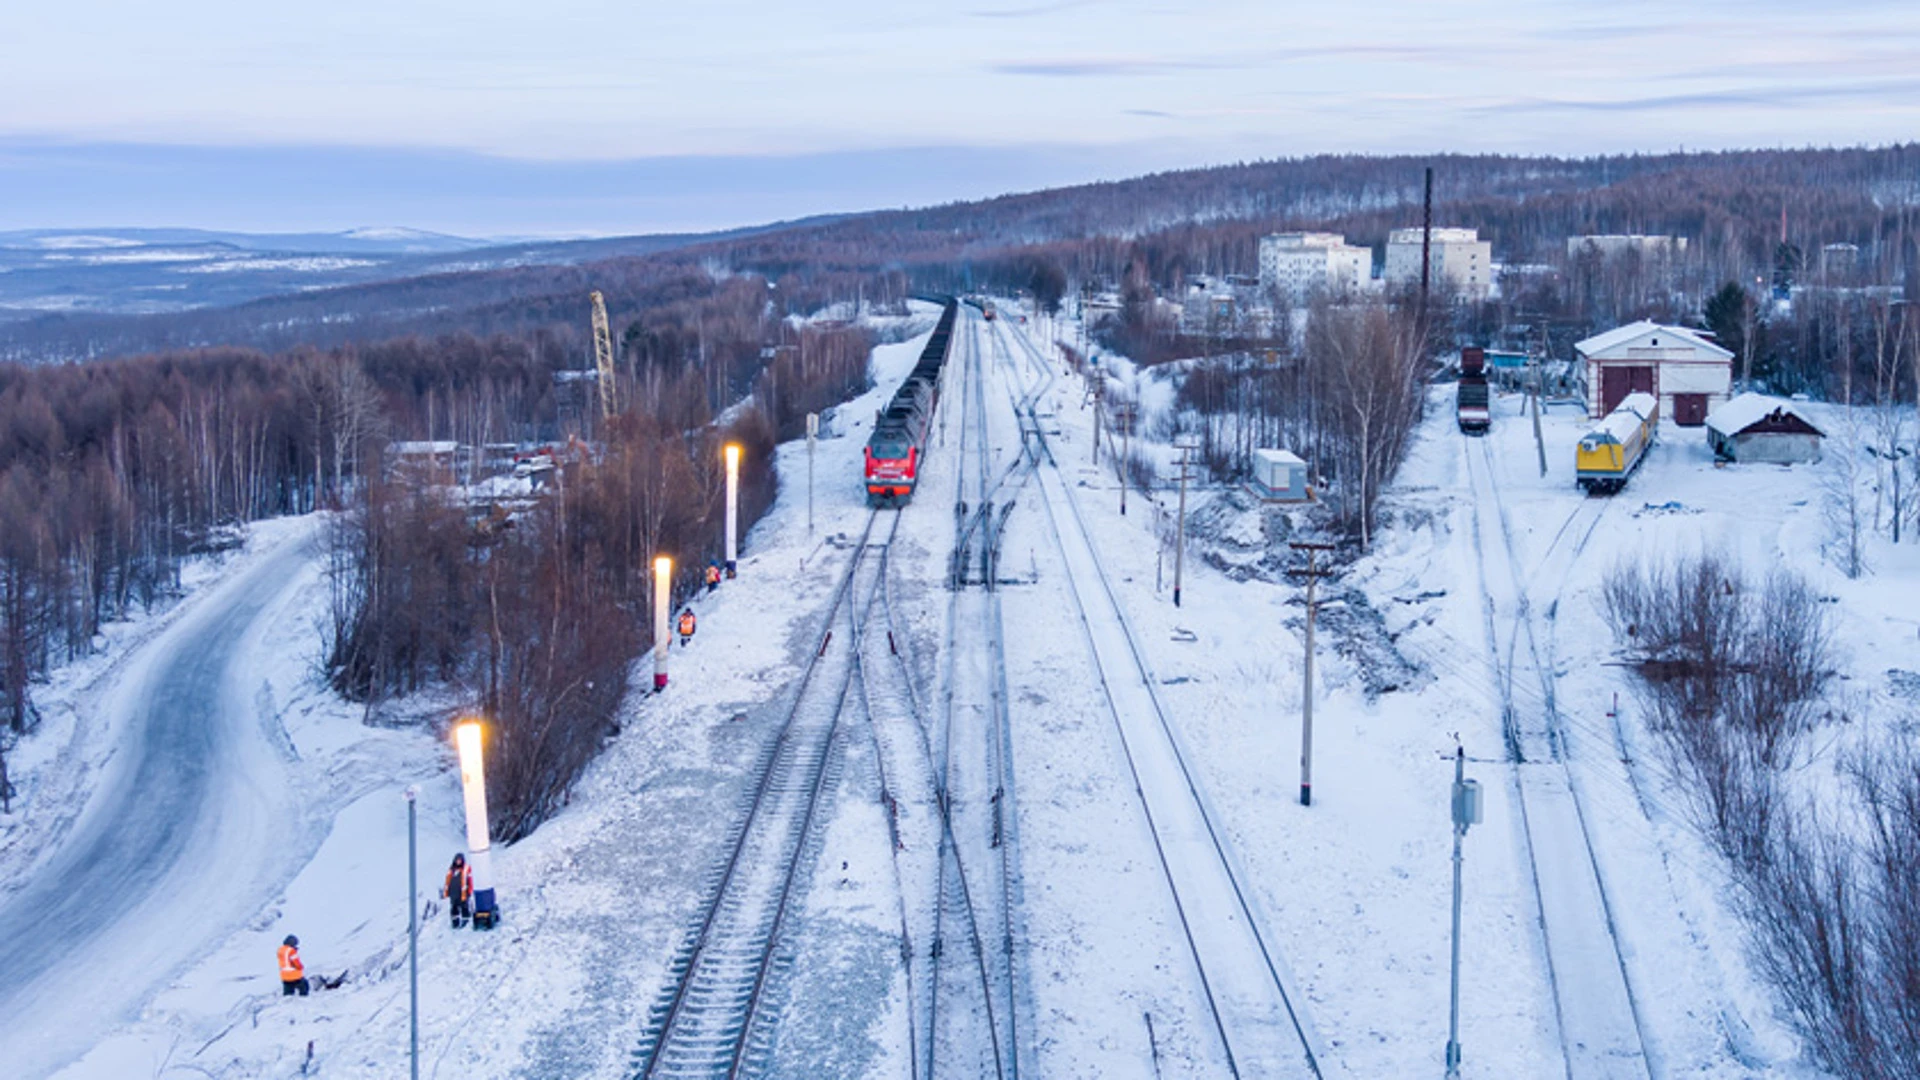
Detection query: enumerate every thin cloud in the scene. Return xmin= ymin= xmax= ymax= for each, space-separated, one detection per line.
xmin=968 ymin=0 xmax=1094 ymax=18
xmin=994 ymin=57 xmax=1233 ymax=77
xmin=993 ymin=43 xmax=1438 ymax=78
xmin=1480 ymin=78 xmax=1920 ymax=114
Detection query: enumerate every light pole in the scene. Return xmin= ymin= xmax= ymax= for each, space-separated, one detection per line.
xmin=1446 ymin=744 xmax=1482 ymax=1076
xmin=724 ymin=443 xmax=741 ymax=577
xmin=404 ymin=785 xmax=419 ymax=1080
xmin=806 ymin=413 xmax=819 ymax=537
xmin=454 ymin=721 xmax=499 ymax=929
xmin=653 ymin=555 xmax=672 ymax=691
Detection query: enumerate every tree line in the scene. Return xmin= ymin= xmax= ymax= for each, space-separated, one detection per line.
xmin=323 ymin=301 xmax=875 ymax=840
xmin=0 ymin=268 xmax=881 ymax=834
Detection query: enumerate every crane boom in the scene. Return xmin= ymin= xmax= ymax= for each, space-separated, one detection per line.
xmin=590 ymin=290 xmax=617 ymax=419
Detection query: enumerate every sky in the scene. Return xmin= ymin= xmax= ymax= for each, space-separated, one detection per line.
xmin=4 ymin=0 xmax=1919 ymax=236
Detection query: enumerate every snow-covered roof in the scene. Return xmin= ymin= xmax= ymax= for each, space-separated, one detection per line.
xmin=1705 ymin=392 xmax=1824 ymax=438
xmin=1253 ymin=448 xmax=1305 ymax=467
xmin=388 ymin=440 xmax=460 ymax=455
xmin=1591 ymin=392 xmax=1656 ymax=443
xmin=1575 ymin=320 xmax=1733 ymax=360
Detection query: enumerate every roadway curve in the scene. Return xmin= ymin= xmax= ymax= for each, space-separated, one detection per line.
xmin=0 ymin=524 xmax=318 ymax=1078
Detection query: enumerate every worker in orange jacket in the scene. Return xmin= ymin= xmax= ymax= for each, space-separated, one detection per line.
xmin=278 ymin=935 xmax=309 ymax=997
xmin=705 ymin=562 xmax=722 ymax=593
xmin=442 ymin=853 xmax=474 ymax=928
xmin=678 ymin=608 xmax=697 ymax=647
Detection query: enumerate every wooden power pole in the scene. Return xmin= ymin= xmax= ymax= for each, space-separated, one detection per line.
xmin=1287 ymin=542 xmax=1336 ymax=806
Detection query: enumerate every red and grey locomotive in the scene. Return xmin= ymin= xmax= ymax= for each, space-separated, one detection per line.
xmin=864 ymin=299 xmax=958 ymax=505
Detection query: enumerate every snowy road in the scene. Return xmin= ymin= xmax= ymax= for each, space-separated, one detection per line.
xmin=0 ymin=526 xmax=317 ymax=1079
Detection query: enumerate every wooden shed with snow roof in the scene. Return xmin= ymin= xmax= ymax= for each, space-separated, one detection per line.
xmin=1706 ymin=394 xmax=1824 ymax=464
xmin=1576 ymin=320 xmax=1733 ymax=424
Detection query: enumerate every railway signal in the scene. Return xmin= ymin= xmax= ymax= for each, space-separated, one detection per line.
xmin=1286 ymin=542 xmax=1336 ymax=806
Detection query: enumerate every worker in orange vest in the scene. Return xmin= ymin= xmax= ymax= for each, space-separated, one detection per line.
xmin=705 ymin=562 xmax=722 ymax=593
xmin=678 ymin=608 xmax=696 ymax=647
xmin=441 ymin=853 xmax=474 ymax=929
xmin=278 ymin=934 xmax=309 ymax=997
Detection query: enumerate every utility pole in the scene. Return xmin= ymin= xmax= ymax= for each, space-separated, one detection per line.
xmin=1174 ymin=442 xmax=1198 ymax=607
xmin=405 ymin=786 xmax=420 ymax=1080
xmin=1287 ymin=542 xmax=1335 ymax=806
xmin=1117 ymin=402 xmax=1133 ymax=516
xmin=1446 ymin=742 xmax=1483 ymax=1077
xmin=1528 ymin=354 xmax=1547 ymax=478
xmin=1091 ymin=361 xmax=1104 ymax=466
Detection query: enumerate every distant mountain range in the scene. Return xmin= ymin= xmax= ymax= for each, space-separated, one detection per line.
xmin=0 ymin=220 xmax=839 ymax=322
xmin=0 ymin=226 xmax=494 ymax=256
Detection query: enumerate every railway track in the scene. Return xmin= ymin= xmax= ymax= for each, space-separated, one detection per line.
xmin=926 ymin=313 xmax=1024 ymax=1078
xmin=1460 ymin=436 xmax=1653 ymax=1080
xmin=998 ymin=316 xmax=1324 ymax=1079
xmin=632 ymin=510 xmax=888 ymax=1080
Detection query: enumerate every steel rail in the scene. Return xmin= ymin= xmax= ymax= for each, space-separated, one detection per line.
xmin=1467 ymin=436 xmax=1654 ymax=1080
xmin=633 ymin=510 xmax=882 ymax=1080
xmin=1000 ymin=316 xmax=1325 ymax=1079
xmin=928 ymin=312 xmax=1020 ymax=1079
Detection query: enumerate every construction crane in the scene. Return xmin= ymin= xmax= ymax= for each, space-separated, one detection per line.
xmin=590 ymin=290 xmax=617 ymax=420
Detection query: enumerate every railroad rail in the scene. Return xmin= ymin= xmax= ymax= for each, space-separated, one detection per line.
xmin=997 ymin=317 xmax=1325 ymax=1079
xmin=849 ymin=518 xmax=1009 ymax=1080
xmin=633 ymin=510 xmax=888 ymax=1080
xmin=1461 ymin=437 xmax=1653 ymax=1080
xmin=927 ymin=313 xmax=1023 ymax=1078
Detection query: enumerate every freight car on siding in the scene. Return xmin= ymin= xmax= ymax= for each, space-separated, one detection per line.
xmin=864 ymin=299 xmax=959 ymax=505
xmin=1457 ymin=346 xmax=1490 ymax=434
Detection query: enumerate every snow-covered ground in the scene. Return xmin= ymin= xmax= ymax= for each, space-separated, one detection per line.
xmin=12 ymin=295 xmax=1910 ymax=1078
xmin=1000 ymin=307 xmax=1898 ymax=1078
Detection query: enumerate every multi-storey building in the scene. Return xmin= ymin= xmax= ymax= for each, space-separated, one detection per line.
xmin=1566 ymin=234 xmax=1688 ymax=260
xmin=1383 ymin=227 xmax=1491 ymax=298
xmin=1257 ymin=232 xmax=1371 ymax=305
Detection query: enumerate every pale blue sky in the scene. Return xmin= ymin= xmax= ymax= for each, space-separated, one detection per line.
xmin=4 ymin=0 xmax=1918 ymax=235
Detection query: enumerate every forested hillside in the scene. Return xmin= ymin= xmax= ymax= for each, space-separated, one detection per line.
xmin=7 ymin=146 xmax=1917 ymax=366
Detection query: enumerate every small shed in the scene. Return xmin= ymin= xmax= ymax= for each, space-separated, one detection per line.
xmin=1249 ymin=449 xmax=1311 ymax=502
xmin=1706 ymin=394 xmax=1824 ymax=464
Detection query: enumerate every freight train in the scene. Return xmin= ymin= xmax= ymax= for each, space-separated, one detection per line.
xmin=1457 ymin=347 xmax=1490 ymax=434
xmin=864 ymin=299 xmax=959 ymax=505
xmin=1576 ymin=391 xmax=1658 ymax=493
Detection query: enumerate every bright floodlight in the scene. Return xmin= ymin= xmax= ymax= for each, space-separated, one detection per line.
xmin=653 ymin=555 xmax=672 ymax=689
xmin=453 ymin=719 xmax=499 ymax=927
xmin=723 ymin=444 xmax=741 ymax=575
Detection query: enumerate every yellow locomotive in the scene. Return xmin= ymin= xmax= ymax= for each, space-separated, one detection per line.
xmin=1575 ymin=392 xmax=1658 ymax=493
